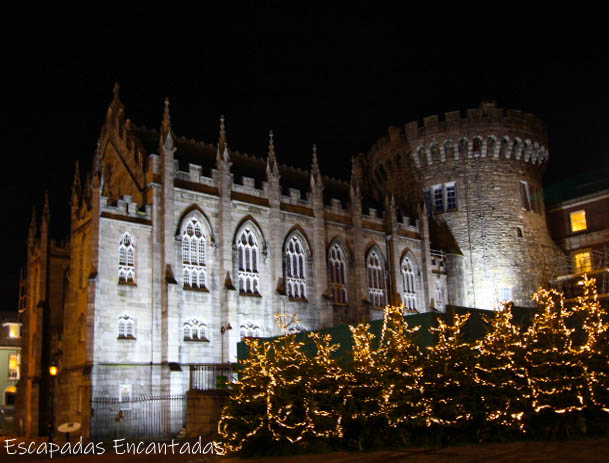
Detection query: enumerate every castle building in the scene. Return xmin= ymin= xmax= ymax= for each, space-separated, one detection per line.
xmin=19 ymin=86 xmax=597 ymax=438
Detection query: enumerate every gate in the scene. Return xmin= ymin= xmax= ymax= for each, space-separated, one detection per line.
xmin=91 ymin=394 xmax=186 ymax=441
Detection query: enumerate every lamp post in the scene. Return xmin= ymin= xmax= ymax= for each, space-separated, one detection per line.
xmin=48 ymin=365 xmax=58 ymax=444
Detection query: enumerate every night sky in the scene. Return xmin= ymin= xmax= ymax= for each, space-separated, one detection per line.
xmin=2 ymin=5 xmax=607 ymax=308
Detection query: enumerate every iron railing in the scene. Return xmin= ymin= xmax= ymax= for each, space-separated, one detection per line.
xmin=190 ymin=363 xmax=238 ymax=391
xmin=91 ymin=394 xmax=186 ymax=441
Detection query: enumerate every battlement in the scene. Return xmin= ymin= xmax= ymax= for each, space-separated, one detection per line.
xmin=403 ymin=102 xmax=545 ymax=140
xmin=101 ymin=194 xmax=152 ymax=221
xmin=369 ymin=102 xmax=547 ymax=166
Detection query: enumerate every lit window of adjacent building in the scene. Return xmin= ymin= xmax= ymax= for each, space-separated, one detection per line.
xmin=574 ymin=251 xmax=592 ymax=274
xmin=3 ymin=323 xmax=20 ymax=338
xmin=8 ymin=354 xmax=20 ymax=380
xmin=570 ymin=210 xmax=587 ymax=233
xmin=328 ymin=243 xmax=347 ymax=304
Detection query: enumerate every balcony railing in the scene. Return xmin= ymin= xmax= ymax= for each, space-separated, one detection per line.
xmin=549 ymin=247 xmax=609 ymax=280
xmin=189 ymin=363 xmax=238 ymax=391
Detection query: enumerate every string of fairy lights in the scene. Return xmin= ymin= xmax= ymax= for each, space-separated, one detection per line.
xmin=218 ymin=276 xmax=609 ymax=453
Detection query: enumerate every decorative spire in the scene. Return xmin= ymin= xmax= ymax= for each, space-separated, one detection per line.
xmin=161 ymin=97 xmax=172 ymax=141
xmin=112 ymin=82 xmax=120 ymax=103
xmin=72 ymin=161 xmax=81 ymax=206
xmin=28 ymin=206 xmax=37 ymax=242
xmin=42 ymin=191 xmax=50 ymax=224
xmin=310 ymin=144 xmax=323 ymax=190
xmin=219 ymin=114 xmax=227 ymax=153
xmin=160 ymin=97 xmax=175 ymax=154
xmin=266 ymin=130 xmax=279 ymax=178
xmin=73 ymin=160 xmax=81 ymax=191
xmin=106 ymin=82 xmax=125 ymax=122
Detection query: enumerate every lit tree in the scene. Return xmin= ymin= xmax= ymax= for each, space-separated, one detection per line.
xmin=305 ymin=332 xmax=345 ymax=440
xmin=577 ymin=276 xmax=609 ymax=413
xmin=376 ymin=305 xmax=425 ymax=433
xmin=343 ymin=322 xmax=384 ymax=448
xmin=474 ymin=304 xmax=530 ymax=435
xmin=421 ymin=313 xmax=478 ymax=435
xmin=219 ymin=313 xmax=344 ymax=454
xmin=525 ymin=288 xmax=588 ymax=429
xmin=218 ymin=337 xmax=274 ymax=453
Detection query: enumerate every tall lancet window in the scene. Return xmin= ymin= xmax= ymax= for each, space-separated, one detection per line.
xmin=435 ymin=279 xmax=444 ymax=310
xmin=366 ymin=249 xmax=386 ymax=308
xmin=285 ymin=236 xmax=306 ymax=299
xmin=237 ymin=228 xmax=259 ymax=294
xmin=401 ymin=256 xmax=417 ymax=311
xmin=328 ymin=243 xmax=347 ymax=304
xmin=118 ymin=232 xmax=135 ymax=283
xmin=182 ymin=219 xmax=207 ymax=289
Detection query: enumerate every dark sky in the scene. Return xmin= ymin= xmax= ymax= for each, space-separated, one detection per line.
xmin=2 ymin=4 xmax=608 ymax=308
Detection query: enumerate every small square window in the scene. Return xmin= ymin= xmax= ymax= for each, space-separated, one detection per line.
xmin=570 ymin=210 xmax=587 ymax=233
xmin=498 ymin=287 xmax=513 ymax=302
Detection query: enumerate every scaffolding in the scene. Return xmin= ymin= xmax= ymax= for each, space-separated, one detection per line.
xmin=547 ymin=247 xmax=609 ymax=300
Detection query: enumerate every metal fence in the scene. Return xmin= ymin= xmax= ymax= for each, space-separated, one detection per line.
xmin=190 ymin=363 xmax=238 ymax=391
xmin=91 ymin=394 xmax=186 ymax=441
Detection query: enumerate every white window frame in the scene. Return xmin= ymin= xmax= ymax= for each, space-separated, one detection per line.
xmin=182 ymin=219 xmax=207 ymax=289
xmin=366 ymin=249 xmax=386 ymax=308
xmin=400 ymin=256 xmax=417 ymax=311
xmin=237 ymin=227 xmax=260 ymax=295
xmin=240 ymin=321 xmax=261 ymax=339
xmin=118 ymin=314 xmax=135 ymax=339
xmin=118 ymin=384 xmax=132 ymax=410
xmin=285 ymin=235 xmax=307 ymax=299
xmin=435 ymin=279 xmax=444 ymax=309
xmin=183 ymin=319 xmax=209 ymax=341
xmin=498 ymin=287 xmax=513 ymax=303
xmin=328 ymin=243 xmax=348 ymax=304
xmin=118 ymin=232 xmax=135 ymax=283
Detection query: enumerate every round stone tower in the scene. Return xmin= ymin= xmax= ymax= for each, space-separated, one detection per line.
xmin=366 ymin=101 xmax=563 ymax=309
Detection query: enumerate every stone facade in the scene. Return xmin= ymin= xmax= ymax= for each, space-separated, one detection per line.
xmin=18 ymin=86 xmax=440 ymax=437
xmin=19 ymin=91 xmax=584 ymax=439
xmin=362 ymin=101 xmax=564 ymax=309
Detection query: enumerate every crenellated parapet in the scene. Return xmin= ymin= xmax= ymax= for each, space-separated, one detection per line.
xmin=101 ymin=194 xmax=152 ymax=221
xmin=368 ymin=101 xmax=549 ymax=188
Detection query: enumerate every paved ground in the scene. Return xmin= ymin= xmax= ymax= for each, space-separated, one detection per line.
xmin=1 ymin=436 xmax=608 ymax=462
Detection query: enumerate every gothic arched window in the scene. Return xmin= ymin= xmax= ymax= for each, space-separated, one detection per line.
xmin=237 ymin=228 xmax=259 ymax=294
xmin=118 ymin=314 xmax=135 ymax=339
xmin=118 ymin=232 xmax=135 ymax=283
xmin=401 ymin=255 xmax=417 ymax=311
xmin=183 ymin=319 xmax=208 ymax=341
xmin=366 ymin=249 xmax=386 ymax=308
xmin=328 ymin=243 xmax=347 ymax=304
xmin=435 ymin=279 xmax=444 ymax=310
xmin=240 ymin=321 xmax=261 ymax=339
xmin=285 ymin=235 xmax=306 ymax=299
xmin=182 ymin=219 xmax=207 ymax=289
